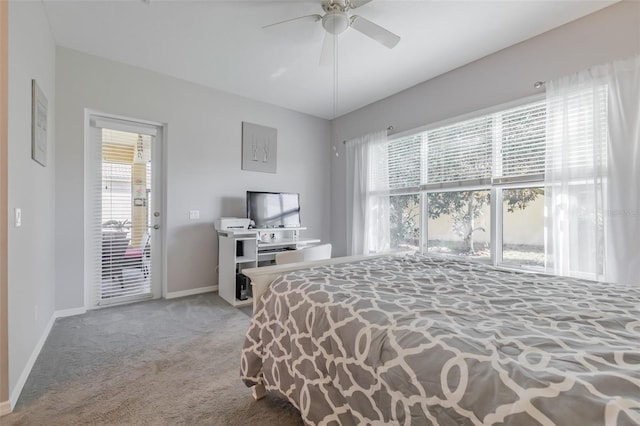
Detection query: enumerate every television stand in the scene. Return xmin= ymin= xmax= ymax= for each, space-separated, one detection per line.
xmin=216 ymin=227 xmax=320 ymax=307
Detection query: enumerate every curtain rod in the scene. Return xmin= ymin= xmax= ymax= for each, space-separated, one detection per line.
xmin=342 ymin=126 xmax=394 ymax=144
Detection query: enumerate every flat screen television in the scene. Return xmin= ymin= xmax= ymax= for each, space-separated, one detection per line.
xmin=246 ymin=191 xmax=301 ymax=228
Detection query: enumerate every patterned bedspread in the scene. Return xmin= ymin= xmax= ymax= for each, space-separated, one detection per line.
xmin=240 ymin=254 xmax=640 ymax=425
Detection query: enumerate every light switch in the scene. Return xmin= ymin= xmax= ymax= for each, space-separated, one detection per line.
xmin=189 ymin=210 xmax=200 ymax=220
xmin=15 ymin=208 xmax=22 ymax=227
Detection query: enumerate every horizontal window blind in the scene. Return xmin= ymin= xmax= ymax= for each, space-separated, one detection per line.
xmin=496 ymin=100 xmax=546 ymax=181
xmin=102 ymin=162 xmax=132 ymax=226
xmin=92 ymin=124 xmax=153 ymax=304
xmin=426 ymin=115 xmax=493 ymax=187
xmin=369 ymin=134 xmax=423 ymax=192
xmin=376 ymin=99 xmax=549 ymax=192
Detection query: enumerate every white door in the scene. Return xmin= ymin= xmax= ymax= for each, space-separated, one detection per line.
xmin=87 ymin=114 xmax=163 ymax=307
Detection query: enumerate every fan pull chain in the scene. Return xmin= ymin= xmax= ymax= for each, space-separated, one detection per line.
xmin=333 ymin=36 xmax=339 ymax=118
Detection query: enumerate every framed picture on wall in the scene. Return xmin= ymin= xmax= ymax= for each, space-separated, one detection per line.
xmin=31 ymin=79 xmax=48 ymax=166
xmin=241 ymin=121 xmax=277 ymax=174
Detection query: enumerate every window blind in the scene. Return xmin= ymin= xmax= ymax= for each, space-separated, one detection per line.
xmin=424 ymin=115 xmax=493 ymax=189
xmin=369 ymin=134 xmax=423 ymax=192
xmin=90 ymin=123 xmax=154 ymax=305
xmin=494 ymin=100 xmax=546 ymax=183
xmin=370 ymin=98 xmax=549 ymax=193
xmin=102 ymin=162 xmax=132 ymax=226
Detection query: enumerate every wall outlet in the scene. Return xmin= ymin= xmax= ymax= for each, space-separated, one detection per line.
xmin=15 ymin=207 xmax=22 ymax=227
xmin=189 ymin=210 xmax=200 ymax=220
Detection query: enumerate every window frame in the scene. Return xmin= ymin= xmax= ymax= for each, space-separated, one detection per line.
xmin=423 ymin=185 xmax=493 ymax=263
xmin=492 ymin=181 xmax=545 ymax=272
xmin=374 ymin=94 xmax=547 ymax=272
xmin=387 ymin=192 xmax=422 ymax=251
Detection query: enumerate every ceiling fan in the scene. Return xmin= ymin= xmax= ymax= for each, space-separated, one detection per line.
xmin=264 ymin=0 xmax=400 ymax=65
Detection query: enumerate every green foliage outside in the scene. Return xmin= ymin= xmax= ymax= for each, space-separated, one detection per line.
xmin=390 ymin=189 xmax=544 ymax=254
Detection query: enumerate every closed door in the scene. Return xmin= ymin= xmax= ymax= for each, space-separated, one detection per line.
xmin=88 ymin=114 xmax=163 ymax=306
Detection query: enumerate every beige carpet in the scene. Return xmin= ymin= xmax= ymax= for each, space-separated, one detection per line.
xmin=3 ymin=296 xmax=304 ymax=425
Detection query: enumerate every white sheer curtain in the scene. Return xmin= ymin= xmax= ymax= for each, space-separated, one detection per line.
xmin=545 ymin=55 xmax=640 ymax=285
xmin=604 ymin=56 xmax=640 ymax=286
xmin=345 ymin=130 xmax=389 ymax=255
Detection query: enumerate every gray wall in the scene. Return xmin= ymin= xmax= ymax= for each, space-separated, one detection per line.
xmin=55 ymin=48 xmax=331 ymax=309
xmin=330 ymin=0 xmax=640 ymax=256
xmin=7 ymin=1 xmax=57 ymax=399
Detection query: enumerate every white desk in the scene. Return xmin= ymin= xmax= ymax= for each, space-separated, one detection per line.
xmin=217 ymin=227 xmax=320 ymax=307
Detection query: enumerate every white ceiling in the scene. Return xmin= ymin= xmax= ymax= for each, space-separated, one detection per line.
xmin=42 ymin=0 xmax=616 ymax=119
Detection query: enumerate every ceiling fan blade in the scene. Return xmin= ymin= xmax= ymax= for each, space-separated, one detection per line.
xmin=319 ymin=32 xmax=336 ymax=67
xmin=348 ymin=0 xmax=374 ymax=9
xmin=263 ymin=14 xmax=322 ymax=29
xmin=350 ymin=15 xmax=400 ymax=49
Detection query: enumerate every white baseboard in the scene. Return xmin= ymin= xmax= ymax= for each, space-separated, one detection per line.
xmin=7 ymin=289 xmax=211 ymax=409
xmin=10 ymin=312 xmax=56 ymax=408
xmin=8 ymin=306 xmax=87 ymax=410
xmin=165 ymin=285 xmax=217 ymax=299
xmin=55 ymin=307 xmax=87 ymax=318
xmin=0 ymin=399 xmax=11 ymax=416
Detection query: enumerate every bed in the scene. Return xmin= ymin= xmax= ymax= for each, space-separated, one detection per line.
xmin=240 ymin=253 xmax=640 ymax=425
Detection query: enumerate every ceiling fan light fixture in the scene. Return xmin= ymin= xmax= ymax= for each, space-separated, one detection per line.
xmin=322 ymin=10 xmax=350 ymax=35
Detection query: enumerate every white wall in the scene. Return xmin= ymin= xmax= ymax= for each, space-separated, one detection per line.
xmin=7 ymin=0 xmax=57 ymax=402
xmin=330 ymin=0 xmax=640 ymax=256
xmin=55 ymin=48 xmax=331 ymax=309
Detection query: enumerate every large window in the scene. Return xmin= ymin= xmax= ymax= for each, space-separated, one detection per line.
xmin=368 ymin=99 xmax=546 ymax=269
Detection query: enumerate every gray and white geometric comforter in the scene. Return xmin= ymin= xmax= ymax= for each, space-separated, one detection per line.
xmin=240 ymin=254 xmax=640 ymax=425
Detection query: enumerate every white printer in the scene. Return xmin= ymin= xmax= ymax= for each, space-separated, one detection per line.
xmin=214 ymin=217 xmax=251 ymax=231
